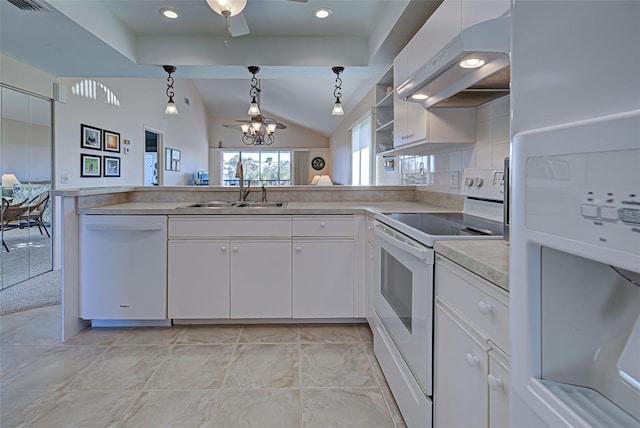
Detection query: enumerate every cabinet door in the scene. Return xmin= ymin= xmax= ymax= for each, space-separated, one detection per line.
xmin=406 ymin=100 xmax=427 ymax=144
xmin=434 ymin=301 xmax=489 ymax=428
xmin=230 ymin=240 xmax=292 ymax=318
xmin=365 ymin=240 xmax=375 ymax=323
xmin=168 ymin=240 xmax=230 ymax=318
xmin=80 ymin=215 xmax=167 ymax=320
xmin=488 ymin=349 xmax=510 ymax=428
xmin=293 ymin=240 xmax=354 ymax=318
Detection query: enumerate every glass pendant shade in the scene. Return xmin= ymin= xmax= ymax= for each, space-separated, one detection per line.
xmin=165 ymin=97 xmax=179 ymax=115
xmin=240 ymin=124 xmax=250 ymax=133
xmin=248 ymin=99 xmax=261 ymax=115
xmin=206 ymin=0 xmax=247 ymax=16
xmin=332 ymin=101 xmax=344 ymax=116
xmin=267 ymin=123 xmax=277 ymax=134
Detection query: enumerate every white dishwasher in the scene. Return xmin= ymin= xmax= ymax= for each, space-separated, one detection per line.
xmin=80 ymin=215 xmax=167 ymax=321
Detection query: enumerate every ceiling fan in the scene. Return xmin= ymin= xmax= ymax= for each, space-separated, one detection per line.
xmin=206 ymin=0 xmax=308 ymax=40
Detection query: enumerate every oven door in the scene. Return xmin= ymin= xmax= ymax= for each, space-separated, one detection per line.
xmin=374 ymin=221 xmax=434 ymax=396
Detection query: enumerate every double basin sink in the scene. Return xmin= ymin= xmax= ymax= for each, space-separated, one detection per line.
xmin=184 ymin=201 xmax=287 ymax=209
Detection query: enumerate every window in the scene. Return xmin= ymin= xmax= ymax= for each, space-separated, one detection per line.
xmin=221 ymin=150 xmax=291 ymax=186
xmin=350 ymin=114 xmax=372 ymax=185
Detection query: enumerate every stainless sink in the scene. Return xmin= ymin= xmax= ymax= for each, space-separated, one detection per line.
xmin=234 ymin=201 xmax=287 ymax=208
xmin=183 ymin=201 xmax=287 ymax=208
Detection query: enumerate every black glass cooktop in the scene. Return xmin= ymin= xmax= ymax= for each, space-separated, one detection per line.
xmin=382 ymin=212 xmax=503 ymax=237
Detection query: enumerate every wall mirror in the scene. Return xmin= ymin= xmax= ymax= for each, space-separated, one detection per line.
xmin=0 ymin=86 xmax=53 ymax=290
xmin=165 ymin=147 xmax=180 ymax=171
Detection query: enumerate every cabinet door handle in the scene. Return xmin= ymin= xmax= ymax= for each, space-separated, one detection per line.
xmin=466 ymin=353 xmax=479 ymax=367
xmin=368 ymin=225 xmax=374 ymax=231
xmin=488 ymin=374 xmax=503 ymax=390
xmin=478 ymin=301 xmax=493 ymax=315
xmin=221 ymin=246 xmax=227 ymax=252
xmin=369 ymin=254 xmax=375 ymax=260
xmin=295 ymin=246 xmax=301 ymax=252
xmin=320 ymin=222 xmax=326 ymax=228
xmin=232 ymin=246 xmax=239 ymax=253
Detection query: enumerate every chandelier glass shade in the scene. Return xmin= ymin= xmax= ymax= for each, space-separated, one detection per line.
xmin=331 ymin=66 xmax=345 ymax=116
xmin=163 ymin=65 xmax=179 ymax=115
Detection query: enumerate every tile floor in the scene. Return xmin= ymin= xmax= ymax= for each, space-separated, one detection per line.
xmin=1 ymin=305 xmax=406 ymax=427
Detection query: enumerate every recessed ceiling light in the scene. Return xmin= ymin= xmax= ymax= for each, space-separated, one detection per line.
xmin=459 ymin=58 xmax=485 ymax=69
xmin=314 ymin=8 xmax=332 ymax=19
xmin=411 ymin=94 xmax=429 ymax=100
xmin=160 ymin=8 xmax=180 ymax=19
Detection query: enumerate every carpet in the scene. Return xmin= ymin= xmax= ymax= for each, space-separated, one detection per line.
xmin=0 ymin=269 xmax=61 ymax=315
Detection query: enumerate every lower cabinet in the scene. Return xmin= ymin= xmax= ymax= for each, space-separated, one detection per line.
xmin=231 ymin=239 xmax=292 ymax=318
xmin=168 ymin=240 xmax=230 ymax=318
xmin=434 ymin=254 xmax=510 ymax=428
xmin=293 ymin=239 xmax=353 ymax=318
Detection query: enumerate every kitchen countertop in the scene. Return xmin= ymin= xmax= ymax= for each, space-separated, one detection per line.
xmin=78 ymin=201 xmax=455 ymax=215
xmin=434 ymin=240 xmax=510 ymax=291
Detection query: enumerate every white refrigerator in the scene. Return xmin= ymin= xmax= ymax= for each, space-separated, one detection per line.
xmin=509 ymin=1 xmax=640 ymax=427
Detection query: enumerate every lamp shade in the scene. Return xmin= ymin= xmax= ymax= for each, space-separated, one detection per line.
xmin=164 ymin=99 xmax=179 ymax=115
xmin=310 ymin=175 xmax=321 ymax=185
xmin=1 ymin=173 xmax=20 ymax=187
xmin=332 ymin=101 xmax=344 ymax=116
xmin=317 ymin=175 xmax=333 ymax=186
xmin=206 ymin=0 xmax=247 ymax=16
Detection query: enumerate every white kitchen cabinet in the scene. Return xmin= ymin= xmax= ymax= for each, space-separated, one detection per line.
xmin=394 ymin=47 xmax=427 ymax=147
xmin=231 ymin=239 xmax=292 ymax=318
xmin=365 ymin=215 xmax=375 ymax=324
xmin=168 ymin=215 xmax=291 ymax=319
xmin=375 ymin=66 xmax=394 ymax=154
xmin=434 ymin=254 xmax=510 ymax=427
xmin=292 ymin=216 xmax=354 ymax=318
xmin=168 ymin=240 xmax=229 ymax=318
xmin=79 ymin=215 xmax=167 ymax=320
xmin=434 ymin=300 xmax=490 ymax=427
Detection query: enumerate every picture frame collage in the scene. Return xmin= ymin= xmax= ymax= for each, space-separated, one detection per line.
xmin=81 ymin=124 xmax=121 ymax=178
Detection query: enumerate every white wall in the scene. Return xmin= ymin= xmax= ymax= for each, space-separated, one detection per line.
xmin=55 ymin=77 xmax=210 ymax=187
xmin=329 ymin=87 xmax=376 ymax=185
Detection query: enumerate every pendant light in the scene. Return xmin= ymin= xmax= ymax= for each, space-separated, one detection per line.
xmin=247 ymin=66 xmax=261 ymax=115
xmin=206 ymin=0 xmax=247 ymax=46
xmin=163 ymin=65 xmax=179 ymax=115
xmin=331 ymin=66 xmax=345 ymax=116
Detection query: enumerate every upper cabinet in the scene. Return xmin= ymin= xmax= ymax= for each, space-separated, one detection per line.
xmin=394 ymin=46 xmax=427 ymax=147
xmin=374 ymin=66 xmax=395 ymax=154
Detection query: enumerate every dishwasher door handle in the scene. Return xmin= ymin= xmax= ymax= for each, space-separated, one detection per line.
xmin=86 ymin=223 xmax=165 ymax=232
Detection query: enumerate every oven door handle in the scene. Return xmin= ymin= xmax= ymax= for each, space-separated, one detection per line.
xmin=375 ymin=228 xmax=429 ymax=261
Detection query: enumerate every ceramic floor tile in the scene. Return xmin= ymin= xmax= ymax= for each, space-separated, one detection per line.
xmin=302 ymin=388 xmax=395 ymax=428
xmin=175 ymin=325 xmax=242 ymax=344
xmin=63 ymin=327 xmax=132 ymax=346
xmin=0 ymin=311 xmax=60 ymax=346
xmin=365 ymin=342 xmax=389 ymax=389
xmin=212 ymin=389 xmax=302 ymax=428
xmin=356 ymin=324 xmax=374 ymax=343
xmin=0 ymin=391 xmax=58 ymax=427
xmin=224 ymin=343 xmax=299 ymax=388
xmin=301 ymin=343 xmax=378 ymax=388
xmin=0 ymin=345 xmax=50 ymax=376
xmin=0 ymin=346 xmax=106 ymax=392
xmin=118 ymin=390 xmax=218 ymax=427
xmin=145 ymin=344 xmax=234 ymax=390
xmin=26 ymin=391 xmax=139 ymax=427
xmin=299 ymin=324 xmax=361 ymax=343
xmin=239 ymin=325 xmax=299 ymax=343
xmin=381 ymin=387 xmax=407 ymax=428
xmin=112 ymin=327 xmax=182 ymax=345
xmin=66 ymin=345 xmax=169 ymax=391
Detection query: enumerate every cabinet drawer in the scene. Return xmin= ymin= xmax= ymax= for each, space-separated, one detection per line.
xmin=169 ymin=215 xmax=291 ymax=238
xmin=292 ymin=216 xmax=353 ymax=237
xmin=435 ymin=255 xmax=509 ymax=352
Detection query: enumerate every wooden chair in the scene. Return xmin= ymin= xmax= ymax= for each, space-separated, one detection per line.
xmin=1 ymin=198 xmax=30 ymax=252
xmin=22 ymin=190 xmax=51 ymax=238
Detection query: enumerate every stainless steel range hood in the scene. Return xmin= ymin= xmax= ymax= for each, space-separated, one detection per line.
xmin=397 ymin=16 xmax=510 ymax=109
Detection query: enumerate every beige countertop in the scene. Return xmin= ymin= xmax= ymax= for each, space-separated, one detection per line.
xmin=78 ymin=201 xmax=454 ymax=215
xmin=434 ymin=240 xmax=510 ymax=291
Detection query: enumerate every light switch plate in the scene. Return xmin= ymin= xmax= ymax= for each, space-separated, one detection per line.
xmin=450 ymin=171 xmax=460 ymax=189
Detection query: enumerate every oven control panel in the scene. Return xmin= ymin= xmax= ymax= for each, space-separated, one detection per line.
xmin=461 ymin=168 xmax=505 ymax=201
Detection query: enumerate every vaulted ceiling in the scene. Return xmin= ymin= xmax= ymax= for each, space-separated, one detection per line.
xmin=1 ymin=0 xmax=442 ymax=135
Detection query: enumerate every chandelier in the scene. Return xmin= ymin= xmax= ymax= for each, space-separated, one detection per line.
xmin=238 ymin=66 xmax=281 ymax=146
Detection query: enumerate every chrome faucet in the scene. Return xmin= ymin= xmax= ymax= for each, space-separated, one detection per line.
xmin=261 ymin=185 xmax=267 ymax=202
xmin=234 ymin=161 xmax=251 ymax=201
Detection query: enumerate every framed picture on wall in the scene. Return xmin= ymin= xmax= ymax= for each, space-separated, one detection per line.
xmin=81 ymin=124 xmax=102 ymax=150
xmin=81 ymin=153 xmax=102 ymax=177
xmin=103 ymin=130 xmax=121 ymax=153
xmin=103 ymin=156 xmax=121 ymax=177
xmin=165 ymin=148 xmax=181 ymax=171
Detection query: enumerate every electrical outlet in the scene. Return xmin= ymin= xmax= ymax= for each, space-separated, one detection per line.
xmin=61 ymin=173 xmax=69 ymax=184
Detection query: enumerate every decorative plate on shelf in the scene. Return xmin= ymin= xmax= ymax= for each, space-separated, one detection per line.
xmin=311 ymin=156 xmax=325 ymax=170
